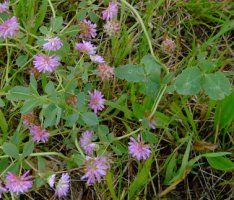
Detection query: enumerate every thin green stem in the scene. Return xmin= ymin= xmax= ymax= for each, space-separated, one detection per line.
xmin=120 ymin=0 xmax=169 ymax=74
xmin=48 ymin=0 xmax=56 ymax=18
xmin=5 ymin=39 xmax=11 ymax=83
xmin=0 ymin=152 xmax=69 ymax=160
xmin=75 ymin=138 xmax=85 ymax=158
xmin=149 ymin=85 xmax=167 ymax=120
xmin=116 ymin=128 xmax=141 ymax=140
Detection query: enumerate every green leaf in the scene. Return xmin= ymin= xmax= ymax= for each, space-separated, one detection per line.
xmin=0 ymin=109 xmax=8 ymax=136
xmin=39 ymin=26 xmax=49 ymax=35
xmin=202 ymin=72 xmax=231 ymax=100
xmin=77 ymin=10 xmax=86 ymax=20
xmin=20 ymin=99 xmax=41 ymax=114
xmin=206 ymin=156 xmax=234 ymax=171
xmin=129 ymin=156 xmax=153 ymax=198
xmin=16 ymin=54 xmax=28 ymax=68
xmin=174 ymin=67 xmax=202 ymax=95
xmin=214 ymin=93 xmax=234 ymax=129
xmin=115 ymin=64 xmax=145 ymax=82
xmin=7 ymin=86 xmax=31 ymax=101
xmin=82 ymin=112 xmax=99 ymax=126
xmin=45 ymin=81 xmax=55 ymax=94
xmin=51 ymin=16 xmax=63 ymax=32
xmin=0 ymin=98 xmax=5 ymax=107
xmin=22 ymin=140 xmax=34 ymax=158
xmin=141 ymin=54 xmax=161 ymax=83
xmin=65 ymin=113 xmax=79 ymax=127
xmin=2 ymin=143 xmax=20 ymax=159
xmin=97 ymin=125 xmax=109 ymax=142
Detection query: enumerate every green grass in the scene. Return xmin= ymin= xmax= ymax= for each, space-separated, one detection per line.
xmin=0 ymin=0 xmax=233 ymax=199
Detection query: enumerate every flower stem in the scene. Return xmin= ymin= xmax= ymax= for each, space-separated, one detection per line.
xmin=48 ymin=0 xmax=56 ymax=18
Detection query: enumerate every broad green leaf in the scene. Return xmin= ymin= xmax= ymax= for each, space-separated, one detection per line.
xmin=43 ymin=104 xmax=57 ymax=128
xmin=76 ymin=10 xmax=86 ymax=20
xmin=39 ymin=26 xmax=49 ymax=34
xmin=82 ymin=112 xmax=99 ymax=126
xmin=129 ymin=156 xmax=153 ymax=198
xmin=141 ymin=54 xmax=161 ymax=83
xmin=22 ymin=140 xmax=34 ymax=158
xmin=51 ymin=16 xmax=63 ymax=32
xmin=207 ymin=156 xmax=234 ymax=171
xmin=115 ymin=64 xmax=145 ymax=82
xmin=97 ymin=125 xmax=109 ymax=142
xmin=2 ymin=143 xmax=20 ymax=159
xmin=202 ymin=72 xmax=230 ymax=100
xmin=214 ymin=93 xmax=234 ymax=129
xmin=65 ymin=113 xmax=79 ymax=127
xmin=16 ymin=54 xmax=28 ymax=68
xmin=174 ymin=67 xmax=202 ymax=95
xmin=45 ymin=81 xmax=55 ymax=94
xmin=20 ymin=99 xmax=41 ymax=114
xmin=6 ymin=86 xmax=31 ymax=101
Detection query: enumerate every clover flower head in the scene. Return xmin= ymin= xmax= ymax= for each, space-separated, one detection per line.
xmin=79 ymin=20 xmax=97 ymax=39
xmin=88 ymin=90 xmax=105 ymax=113
xmin=0 ymin=16 xmax=19 ymax=38
xmin=29 ymin=125 xmax=50 ymax=143
xmin=43 ymin=36 xmax=63 ymax=51
xmin=81 ymin=156 xmax=110 ymax=185
xmin=102 ymin=1 xmax=118 ymax=21
xmin=5 ymin=171 xmax=33 ymax=195
xmin=33 ymin=54 xmax=61 ymax=73
xmin=128 ymin=134 xmax=151 ymax=160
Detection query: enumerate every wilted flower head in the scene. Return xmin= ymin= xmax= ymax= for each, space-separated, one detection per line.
xmin=104 ymin=21 xmax=120 ymax=36
xmin=81 ymin=156 xmax=110 ymax=185
xmin=29 ymin=125 xmax=50 ymax=143
xmin=55 ymin=173 xmax=70 ymax=198
xmin=0 ymin=16 xmax=19 ymax=38
xmin=75 ymin=41 xmax=96 ymax=55
xmin=5 ymin=171 xmax=33 ymax=195
xmin=80 ymin=131 xmax=96 ymax=155
xmin=97 ymin=64 xmax=114 ymax=81
xmin=90 ymin=54 xmax=105 ymax=63
xmin=102 ymin=1 xmax=118 ymax=21
xmin=79 ymin=20 xmax=97 ymax=39
xmin=29 ymin=67 xmax=41 ymax=79
xmin=66 ymin=95 xmax=78 ymax=107
xmin=161 ymin=36 xmax=176 ymax=53
xmin=33 ymin=54 xmax=61 ymax=73
xmin=22 ymin=112 xmax=36 ymax=128
xmin=43 ymin=36 xmax=63 ymax=51
xmin=0 ymin=183 xmax=7 ymax=199
xmin=88 ymin=90 xmax=105 ymax=113
xmin=0 ymin=1 xmax=9 ymax=13
xmin=128 ymin=134 xmax=151 ymax=160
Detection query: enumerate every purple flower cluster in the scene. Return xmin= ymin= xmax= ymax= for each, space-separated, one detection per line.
xmin=43 ymin=36 xmax=63 ymax=51
xmin=48 ymin=173 xmax=70 ymax=198
xmin=88 ymin=89 xmax=105 ymax=113
xmin=79 ymin=130 xmax=96 ymax=155
xmin=81 ymin=156 xmax=110 ymax=185
xmin=22 ymin=113 xmax=50 ymax=143
xmin=79 ymin=20 xmax=97 ymax=39
xmin=128 ymin=134 xmax=151 ymax=160
xmin=102 ymin=1 xmax=118 ymax=21
xmin=33 ymin=54 xmax=61 ymax=73
xmin=29 ymin=125 xmax=50 ymax=143
xmin=5 ymin=171 xmax=33 ymax=195
xmin=0 ymin=1 xmax=9 ymax=13
xmin=0 ymin=16 xmax=19 ymax=38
